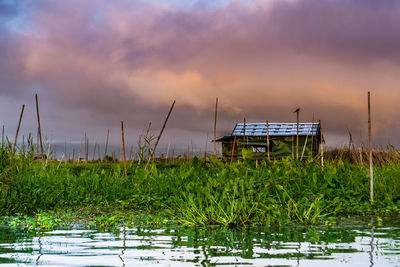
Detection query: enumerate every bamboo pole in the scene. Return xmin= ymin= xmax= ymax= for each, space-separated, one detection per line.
xmin=35 ymin=94 xmax=44 ymax=161
xmin=11 ymin=104 xmax=25 ymax=157
xmin=204 ymin=133 xmax=208 ymax=158
xmin=368 ymin=91 xmax=374 ymax=203
xmin=145 ymin=100 xmax=175 ymax=170
xmin=87 ymin=137 xmax=89 ymax=163
xmin=359 ymin=130 xmax=364 ymax=164
xmin=214 ymin=97 xmax=218 ymax=156
xmin=266 ymin=120 xmax=270 ymax=161
xmin=243 ymin=118 xmax=246 ymax=148
xmin=296 ymin=109 xmax=299 ymax=159
xmin=121 ymin=121 xmax=127 ymax=177
xmin=319 ymin=120 xmax=324 ymax=166
xmin=310 ymin=113 xmax=314 ymax=158
xmin=104 ymin=128 xmax=109 ymax=158
xmin=301 ymin=128 xmax=311 ymax=160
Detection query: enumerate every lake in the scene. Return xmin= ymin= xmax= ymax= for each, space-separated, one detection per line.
xmin=1 ymin=218 xmax=399 ymax=266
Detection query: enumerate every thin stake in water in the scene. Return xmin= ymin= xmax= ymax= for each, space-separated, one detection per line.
xmin=310 ymin=113 xmax=314 ymax=158
xmin=121 ymin=121 xmax=127 ymax=177
xmin=368 ymin=91 xmax=374 ymax=203
xmin=104 ymin=128 xmax=109 ymax=159
xmin=11 ymin=104 xmax=25 ymax=157
xmin=145 ymin=100 xmax=175 ymax=170
xmin=294 ymin=108 xmax=300 ymax=159
xmin=243 ymin=118 xmax=246 ymax=150
xmin=320 ymin=120 xmax=324 ymax=166
xmin=214 ymin=97 xmax=218 ymax=156
xmin=266 ymin=120 xmax=270 ymax=161
xmin=35 ymin=94 xmax=44 ymax=161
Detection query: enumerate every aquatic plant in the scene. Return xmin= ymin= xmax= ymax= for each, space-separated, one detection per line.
xmin=0 ymin=147 xmax=399 ymax=227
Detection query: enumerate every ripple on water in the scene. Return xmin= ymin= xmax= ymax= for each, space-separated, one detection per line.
xmin=0 ymin=222 xmax=399 ymax=266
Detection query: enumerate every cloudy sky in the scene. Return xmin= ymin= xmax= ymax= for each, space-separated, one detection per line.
xmin=1 ymin=0 xmax=400 ymax=156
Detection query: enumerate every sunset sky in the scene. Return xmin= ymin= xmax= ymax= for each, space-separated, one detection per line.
xmin=1 ymin=0 xmax=400 ymax=155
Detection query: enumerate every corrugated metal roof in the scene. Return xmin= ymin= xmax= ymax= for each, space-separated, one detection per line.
xmin=232 ymin=122 xmax=319 ymax=136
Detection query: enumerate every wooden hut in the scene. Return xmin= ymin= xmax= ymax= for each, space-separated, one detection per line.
xmin=216 ymin=122 xmax=322 ymax=159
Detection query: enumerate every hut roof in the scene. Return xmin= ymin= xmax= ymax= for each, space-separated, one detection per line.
xmin=231 ymin=122 xmax=320 ymax=137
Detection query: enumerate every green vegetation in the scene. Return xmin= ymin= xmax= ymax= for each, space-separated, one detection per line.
xmin=0 ymin=144 xmax=399 ymax=230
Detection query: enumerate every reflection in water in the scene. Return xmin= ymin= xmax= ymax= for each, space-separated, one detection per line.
xmin=118 ymin=227 xmax=126 ymax=267
xmin=369 ymin=225 xmax=375 ymax=267
xmin=35 ymin=234 xmax=42 ymax=266
xmin=0 ymin=220 xmax=399 ymax=266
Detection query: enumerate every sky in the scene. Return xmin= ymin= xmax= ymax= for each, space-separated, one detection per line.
xmin=1 ymin=0 xmax=400 ymax=157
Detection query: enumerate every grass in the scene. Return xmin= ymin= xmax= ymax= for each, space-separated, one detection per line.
xmin=0 ymin=144 xmax=400 ymax=229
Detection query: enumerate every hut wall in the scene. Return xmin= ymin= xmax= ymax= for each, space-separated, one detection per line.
xmin=221 ymin=135 xmax=320 ymax=159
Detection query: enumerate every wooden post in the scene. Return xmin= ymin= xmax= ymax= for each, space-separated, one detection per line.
xmin=296 ymin=110 xmax=299 ymax=159
xmin=243 ymin=118 xmax=246 ymax=147
xmin=266 ymin=120 xmax=270 ymax=161
xmin=319 ymin=120 xmax=324 ymax=166
xmin=11 ymin=104 xmax=25 ymax=157
xmin=85 ymin=132 xmax=88 ymax=163
xmin=300 ymin=130 xmax=310 ymax=160
xmin=145 ymin=100 xmax=175 ymax=170
xmin=121 ymin=121 xmax=127 ymax=177
xmin=104 ymin=128 xmax=109 ymax=158
xmin=35 ymin=94 xmax=44 ymax=161
xmin=368 ymin=91 xmax=374 ymax=203
xmin=204 ymin=133 xmax=208 ymax=158
xmin=214 ymin=97 xmax=218 ymax=156
xmin=310 ymin=113 xmax=314 ymax=158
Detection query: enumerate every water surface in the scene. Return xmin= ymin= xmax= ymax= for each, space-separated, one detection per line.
xmin=0 ymin=219 xmax=399 ymax=266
